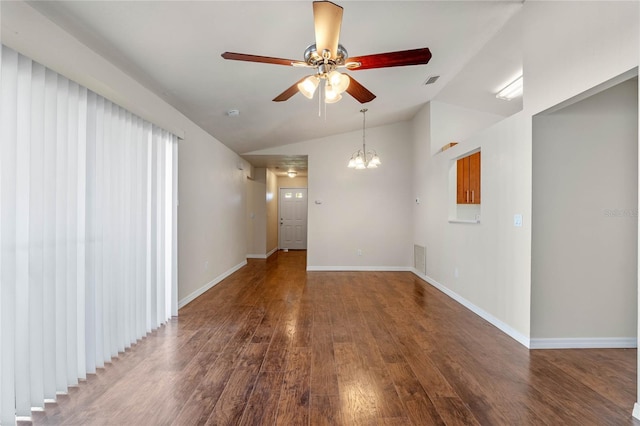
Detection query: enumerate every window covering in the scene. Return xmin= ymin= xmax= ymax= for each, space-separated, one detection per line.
xmin=0 ymin=45 xmax=178 ymax=425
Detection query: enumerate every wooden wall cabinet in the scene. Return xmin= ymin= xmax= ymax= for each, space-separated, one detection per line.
xmin=457 ymin=151 xmax=481 ymax=204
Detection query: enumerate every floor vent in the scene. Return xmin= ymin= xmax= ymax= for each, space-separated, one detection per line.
xmin=414 ymin=244 xmax=426 ymax=275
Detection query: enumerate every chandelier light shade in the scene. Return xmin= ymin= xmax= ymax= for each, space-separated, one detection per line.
xmin=348 ymin=108 xmax=381 ymax=170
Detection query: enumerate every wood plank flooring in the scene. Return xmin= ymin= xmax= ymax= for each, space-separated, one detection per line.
xmin=27 ymin=250 xmax=640 ymax=425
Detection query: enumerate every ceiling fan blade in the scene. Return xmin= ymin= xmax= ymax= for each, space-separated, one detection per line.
xmin=221 ymin=52 xmax=299 ymax=67
xmin=346 ymin=48 xmax=432 ymax=71
xmin=273 ymin=77 xmax=307 ymax=102
xmin=344 ymin=74 xmax=376 ymax=104
xmin=313 ymin=1 xmax=343 ymax=59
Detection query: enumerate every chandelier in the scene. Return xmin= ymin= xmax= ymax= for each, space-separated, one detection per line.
xmin=348 ymin=109 xmax=381 ymax=170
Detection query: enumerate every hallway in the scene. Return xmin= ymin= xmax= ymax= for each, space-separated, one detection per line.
xmin=28 ymin=250 xmax=639 ymax=425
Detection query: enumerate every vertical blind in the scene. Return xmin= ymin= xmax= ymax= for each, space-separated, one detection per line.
xmin=0 ymin=45 xmax=178 ymax=425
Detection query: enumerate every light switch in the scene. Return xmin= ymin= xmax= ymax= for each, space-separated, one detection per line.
xmin=514 ymin=214 xmax=523 ymax=227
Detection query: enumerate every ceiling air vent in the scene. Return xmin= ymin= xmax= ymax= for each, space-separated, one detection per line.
xmin=423 ymin=75 xmax=440 ymax=85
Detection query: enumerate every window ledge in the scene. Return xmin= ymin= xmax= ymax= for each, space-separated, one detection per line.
xmin=448 ymin=218 xmax=480 ymax=224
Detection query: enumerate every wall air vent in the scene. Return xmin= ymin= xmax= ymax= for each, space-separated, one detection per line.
xmin=423 ymin=75 xmax=440 ymax=85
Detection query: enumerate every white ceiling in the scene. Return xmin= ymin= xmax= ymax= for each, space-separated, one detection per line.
xmin=26 ymin=0 xmax=523 ymax=164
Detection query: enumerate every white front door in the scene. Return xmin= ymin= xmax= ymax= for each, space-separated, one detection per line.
xmin=279 ymin=188 xmax=308 ymax=250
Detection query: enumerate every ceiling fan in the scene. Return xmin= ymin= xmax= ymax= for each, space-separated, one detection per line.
xmin=221 ymin=0 xmax=432 ymax=104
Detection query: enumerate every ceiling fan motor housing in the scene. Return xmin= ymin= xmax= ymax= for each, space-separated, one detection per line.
xmin=303 ymin=43 xmax=348 ymax=68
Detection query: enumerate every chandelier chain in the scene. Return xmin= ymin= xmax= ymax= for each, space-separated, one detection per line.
xmin=361 ymin=108 xmax=367 ymax=152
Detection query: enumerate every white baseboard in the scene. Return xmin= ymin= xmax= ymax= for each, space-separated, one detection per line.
xmin=266 ymin=247 xmax=278 ymax=258
xmin=529 ymin=337 xmax=637 ymax=349
xmin=306 ymin=266 xmax=413 ymax=272
xmin=411 ymin=268 xmax=531 ymax=348
xmin=178 ymin=260 xmax=247 ymax=309
xmin=633 ymin=403 xmax=640 ymax=420
xmin=247 ymin=247 xmax=279 ymax=260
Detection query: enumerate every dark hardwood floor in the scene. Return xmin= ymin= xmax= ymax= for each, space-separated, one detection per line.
xmin=27 ymin=250 xmax=639 ymax=425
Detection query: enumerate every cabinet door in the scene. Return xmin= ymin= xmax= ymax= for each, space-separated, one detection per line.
xmin=457 ymin=155 xmax=470 ymax=203
xmin=456 ymin=152 xmax=481 ymax=204
xmin=469 ymin=151 xmax=481 ymax=204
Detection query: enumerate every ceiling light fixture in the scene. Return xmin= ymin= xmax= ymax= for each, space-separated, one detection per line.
xmin=496 ymin=75 xmax=523 ymax=101
xmin=348 ymin=109 xmax=381 ymax=170
xmin=296 ymin=48 xmax=351 ymax=105
xmin=287 ymin=171 xmax=298 ymax=178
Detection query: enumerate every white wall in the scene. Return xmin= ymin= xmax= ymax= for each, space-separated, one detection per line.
xmin=1 ymin=1 xmax=251 ymax=307
xmin=637 ymin=3 xmax=640 ymax=408
xmin=523 ymin=1 xmax=639 ymax=117
xmin=246 ymin=177 xmax=267 ymax=258
xmin=278 ymin=176 xmax=308 ymax=189
xmin=266 ymin=169 xmax=278 ymax=254
xmin=523 ymin=1 xmax=639 ymax=345
xmin=531 ymin=78 xmax=638 ymax=342
xmin=413 ymin=105 xmax=532 ymax=343
xmin=412 ymin=1 xmax=639 ymax=347
xmin=429 ymin=101 xmax=504 ymax=156
xmin=248 ymin=122 xmax=414 ymax=270
xmin=178 ymin=129 xmax=249 ymax=306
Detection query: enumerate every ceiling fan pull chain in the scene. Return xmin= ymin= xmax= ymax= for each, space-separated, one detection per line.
xmin=324 ymin=89 xmax=328 ymax=121
xmin=318 ymin=79 xmax=322 ymax=117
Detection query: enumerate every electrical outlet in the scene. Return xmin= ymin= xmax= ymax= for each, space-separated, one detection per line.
xmin=454 ymin=267 xmax=459 ymax=278
xmin=357 ymin=249 xmax=362 ymax=256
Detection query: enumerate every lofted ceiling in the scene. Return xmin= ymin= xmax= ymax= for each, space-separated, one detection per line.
xmin=24 ymin=0 xmax=523 ymax=170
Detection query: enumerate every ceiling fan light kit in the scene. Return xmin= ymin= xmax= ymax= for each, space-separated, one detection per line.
xmin=221 ymin=0 xmax=432 ymax=106
xmin=298 ymin=75 xmax=320 ymax=99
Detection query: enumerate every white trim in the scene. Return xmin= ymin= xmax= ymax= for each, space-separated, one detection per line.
xmin=411 ymin=269 xmax=531 ymax=348
xmin=178 ymin=260 xmax=247 ymax=309
xmin=306 ymin=266 xmax=413 ymax=272
xmin=246 ymin=247 xmax=279 ymax=260
xmin=633 ymin=403 xmax=640 ymax=420
xmin=266 ymin=247 xmax=278 ymax=258
xmin=529 ymin=337 xmax=637 ymax=349
xmin=447 ymin=218 xmax=481 ymax=224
